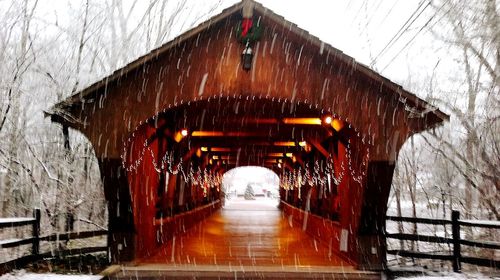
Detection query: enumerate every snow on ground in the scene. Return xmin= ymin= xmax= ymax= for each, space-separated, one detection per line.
xmin=0 ymin=218 xmax=35 ymax=224
xmin=395 ymin=272 xmax=500 ymax=279
xmin=223 ymin=196 xmax=280 ymax=210
xmin=0 ymin=270 xmax=102 ymax=280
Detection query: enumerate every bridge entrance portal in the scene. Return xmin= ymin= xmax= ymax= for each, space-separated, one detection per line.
xmin=123 ymin=97 xmax=367 ymax=266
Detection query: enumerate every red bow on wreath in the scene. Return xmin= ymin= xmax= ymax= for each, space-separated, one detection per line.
xmin=235 ymin=17 xmax=262 ymax=43
xmin=241 ymin=18 xmax=253 ymax=37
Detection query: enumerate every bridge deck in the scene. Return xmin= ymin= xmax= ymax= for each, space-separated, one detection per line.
xmin=143 ymin=199 xmax=350 ymax=266
xmin=109 ymin=199 xmax=380 ymax=278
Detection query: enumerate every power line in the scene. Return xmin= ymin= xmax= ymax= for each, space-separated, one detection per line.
xmin=376 ymin=0 xmax=399 ymax=30
xmin=380 ymin=0 xmax=451 ymax=71
xmin=371 ymin=0 xmax=431 ymax=66
xmin=364 ymin=0 xmax=384 ymax=28
xmin=372 ymin=0 xmax=430 ymax=64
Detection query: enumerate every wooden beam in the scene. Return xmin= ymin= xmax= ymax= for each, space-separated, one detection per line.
xmin=308 ymin=139 xmax=330 ymax=158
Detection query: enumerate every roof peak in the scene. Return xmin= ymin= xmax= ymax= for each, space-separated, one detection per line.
xmin=241 ymin=0 xmax=256 ymax=17
xmin=49 ymin=0 xmax=448 ymax=126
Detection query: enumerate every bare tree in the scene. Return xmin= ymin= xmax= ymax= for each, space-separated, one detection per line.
xmin=0 ymin=1 xmax=222 ymax=248
xmin=423 ymin=0 xmax=499 ymax=220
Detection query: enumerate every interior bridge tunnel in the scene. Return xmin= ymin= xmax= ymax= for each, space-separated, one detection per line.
xmin=123 ymin=97 xmax=369 ymax=267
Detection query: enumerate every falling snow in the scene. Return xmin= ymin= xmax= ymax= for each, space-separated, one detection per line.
xmin=0 ymin=0 xmax=498 ymax=278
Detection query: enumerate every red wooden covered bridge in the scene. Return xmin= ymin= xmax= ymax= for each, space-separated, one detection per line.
xmin=48 ymin=0 xmax=448 ymax=276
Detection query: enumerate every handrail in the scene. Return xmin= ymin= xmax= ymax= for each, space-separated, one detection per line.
xmin=459 ymin=219 xmax=500 ymax=229
xmin=386 ymin=210 xmax=499 ymax=272
xmin=40 ymin=230 xmax=108 ymax=242
xmin=0 ymin=217 xmax=37 ymax=229
xmin=385 ymin=232 xmax=453 ymax=244
xmin=0 ymin=209 xmax=108 ymax=275
xmin=386 ymin=215 xmax=452 ymax=225
xmin=154 ymin=200 xmax=220 ymax=226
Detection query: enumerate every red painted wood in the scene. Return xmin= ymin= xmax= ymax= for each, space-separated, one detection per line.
xmin=141 ymin=200 xmax=353 ymax=267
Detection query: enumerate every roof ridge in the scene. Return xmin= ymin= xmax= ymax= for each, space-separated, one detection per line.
xmin=49 ymin=0 xmax=448 ymax=124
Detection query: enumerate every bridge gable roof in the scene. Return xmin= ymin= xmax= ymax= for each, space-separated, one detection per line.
xmin=49 ymin=0 xmax=448 ymax=128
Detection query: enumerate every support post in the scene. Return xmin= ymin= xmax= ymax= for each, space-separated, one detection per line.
xmin=32 ymin=208 xmax=41 ymax=256
xmin=452 ymin=210 xmax=461 ymax=272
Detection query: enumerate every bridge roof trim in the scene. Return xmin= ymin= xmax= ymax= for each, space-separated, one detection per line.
xmin=49 ymin=0 xmax=448 ymax=126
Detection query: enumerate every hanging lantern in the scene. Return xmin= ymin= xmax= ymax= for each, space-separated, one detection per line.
xmin=241 ymin=43 xmax=253 ymax=71
xmin=236 ymin=2 xmax=261 ymax=72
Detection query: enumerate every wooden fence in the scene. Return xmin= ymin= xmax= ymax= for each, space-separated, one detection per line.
xmin=0 ymin=209 xmax=107 ymax=274
xmin=386 ymin=210 xmax=500 ymax=272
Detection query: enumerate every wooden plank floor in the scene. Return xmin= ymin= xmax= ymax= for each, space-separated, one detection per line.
xmin=111 ymin=199 xmax=381 ymax=278
xmin=140 ymin=199 xmax=351 ymax=267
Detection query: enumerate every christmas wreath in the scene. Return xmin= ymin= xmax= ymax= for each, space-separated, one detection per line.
xmin=235 ymin=18 xmax=262 ymax=43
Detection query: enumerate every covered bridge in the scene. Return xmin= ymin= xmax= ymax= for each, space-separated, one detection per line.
xmin=48 ymin=0 xmax=448 ymax=271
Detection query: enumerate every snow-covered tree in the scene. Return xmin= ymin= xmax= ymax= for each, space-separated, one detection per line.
xmin=244 ymin=184 xmax=255 ymax=200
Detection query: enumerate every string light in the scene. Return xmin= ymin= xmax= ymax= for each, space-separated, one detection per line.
xmin=120 ymin=94 xmax=374 ymax=198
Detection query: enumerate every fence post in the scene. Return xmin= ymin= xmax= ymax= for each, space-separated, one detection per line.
xmin=451 ymin=210 xmax=461 ymax=272
xmin=32 ymin=208 xmax=41 ymax=256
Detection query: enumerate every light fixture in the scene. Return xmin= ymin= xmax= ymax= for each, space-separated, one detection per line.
xmin=191 ymin=131 xmax=262 ymax=137
xmin=331 ymin=119 xmax=344 ymax=132
xmin=211 ymin=147 xmax=232 ymax=152
xmin=285 ymin=153 xmax=293 ymax=158
xmin=323 ymin=116 xmax=332 ymax=125
xmin=241 ymin=42 xmax=253 ymax=71
xmin=274 ymin=141 xmax=296 ymax=147
xmin=304 ymin=144 xmax=312 ymax=153
xmin=267 ymin=153 xmax=284 ymax=157
xmin=282 ymin=118 xmax=322 ymax=125
xmin=201 ymin=147 xmax=209 ymax=152
xmin=298 ymin=141 xmax=307 ymax=147
xmin=174 ymin=129 xmax=188 ymax=142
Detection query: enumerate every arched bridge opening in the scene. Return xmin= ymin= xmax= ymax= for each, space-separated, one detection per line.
xmin=222 ymin=166 xmax=280 ymax=209
xmin=123 ymin=95 xmax=369 ymax=266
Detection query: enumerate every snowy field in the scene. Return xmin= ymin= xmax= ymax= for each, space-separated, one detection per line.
xmin=2 ymin=198 xmax=497 ymax=279
xmin=0 ymin=270 xmax=101 ymax=280
xmin=223 ymin=196 xmax=280 ymax=210
xmin=395 ymin=273 xmax=499 ymax=279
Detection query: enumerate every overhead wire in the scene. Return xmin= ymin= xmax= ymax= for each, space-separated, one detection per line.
xmin=380 ymin=0 xmax=452 ymax=71
xmin=364 ymin=0 xmax=384 ymax=28
xmin=376 ymin=0 xmax=399 ymax=29
xmin=371 ymin=0 xmax=431 ymax=66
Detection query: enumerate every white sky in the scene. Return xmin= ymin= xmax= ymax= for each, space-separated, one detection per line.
xmin=34 ymin=0 xmax=443 ymax=92
xmin=31 ymin=0 xmax=449 ymax=182
xmin=209 ymin=1 xmax=444 ymax=187
xmin=212 ymin=0 xmax=439 ymax=84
